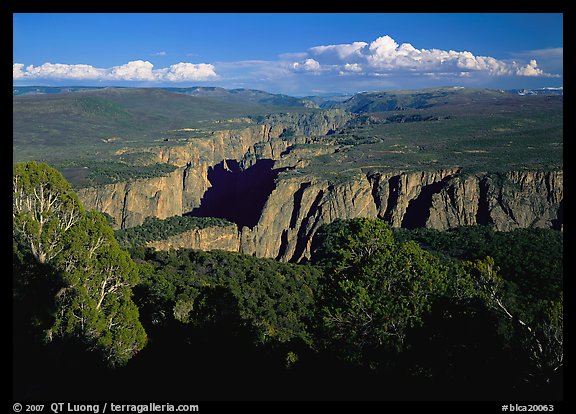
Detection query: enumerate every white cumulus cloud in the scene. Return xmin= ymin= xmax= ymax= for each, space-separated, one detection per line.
xmin=516 ymin=59 xmax=545 ymax=77
xmin=292 ymin=58 xmax=321 ymax=72
xmin=13 ymin=63 xmax=26 ymax=80
xmin=13 ymin=60 xmax=219 ymax=82
xmin=304 ymin=35 xmax=558 ymax=78
xmin=310 ymin=41 xmax=368 ymax=60
xmin=343 ymin=63 xmax=363 ymax=73
xmin=22 ymin=62 xmax=106 ymax=80
xmin=109 ymin=60 xmax=156 ymax=81
xmin=368 ymin=35 xmax=399 ymax=61
xmin=161 ymin=62 xmax=218 ymax=81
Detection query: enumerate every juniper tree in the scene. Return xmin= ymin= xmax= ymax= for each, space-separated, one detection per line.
xmin=312 ymin=218 xmax=450 ymax=369
xmin=13 ymin=162 xmax=147 ymax=366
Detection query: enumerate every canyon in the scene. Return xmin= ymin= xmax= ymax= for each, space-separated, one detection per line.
xmin=77 ymin=110 xmax=563 ymax=263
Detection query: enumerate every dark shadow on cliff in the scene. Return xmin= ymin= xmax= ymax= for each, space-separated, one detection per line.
xmin=401 ymin=176 xmax=452 ymax=229
xmin=188 ymin=159 xmax=281 ymax=228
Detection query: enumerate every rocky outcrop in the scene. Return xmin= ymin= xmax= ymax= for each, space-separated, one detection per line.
xmin=240 ymin=171 xmax=378 ymax=262
xmin=79 ymin=154 xmax=563 ymax=262
xmin=145 ymin=224 xmax=240 ymax=252
xmin=77 ymin=168 xmax=184 ymax=229
xmin=367 ymin=169 xmax=563 ymax=232
xmin=76 ymin=107 xmax=562 ymax=262
xmin=479 ymin=170 xmax=563 ymax=231
xmin=426 ymin=174 xmax=481 ymax=229
xmin=258 ymin=109 xmax=352 ymax=136
xmin=367 ymin=168 xmax=461 ymax=228
xmin=135 ymin=109 xmax=351 ymax=169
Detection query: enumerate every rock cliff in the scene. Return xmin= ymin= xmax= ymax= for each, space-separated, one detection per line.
xmin=76 ymin=109 xmax=562 ymax=263
xmin=77 ymin=168 xmax=184 ymax=229
xmin=94 ymin=164 xmax=561 ymax=263
xmin=236 ymin=168 xmax=562 ymax=262
xmin=240 ymin=171 xmax=377 ymax=261
xmin=145 ymin=224 xmax=240 ymax=252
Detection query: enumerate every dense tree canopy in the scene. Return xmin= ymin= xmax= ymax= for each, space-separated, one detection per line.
xmin=133 ymin=248 xmax=321 ymax=348
xmin=463 ymin=256 xmax=563 ymax=384
xmin=311 ymin=218 xmax=562 ymax=389
xmin=392 ymin=225 xmax=563 ymax=305
xmin=311 ymin=218 xmax=453 ymax=368
xmin=13 ymin=161 xmax=83 ymax=263
xmin=115 ymin=215 xmax=233 ymax=248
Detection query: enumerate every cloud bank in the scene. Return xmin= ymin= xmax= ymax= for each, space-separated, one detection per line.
xmin=13 ymin=60 xmax=218 ymax=82
xmin=289 ymin=35 xmax=559 ymax=79
xmin=13 ymin=35 xmax=560 ymax=92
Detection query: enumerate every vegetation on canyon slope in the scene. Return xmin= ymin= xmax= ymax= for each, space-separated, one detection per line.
xmin=13 ymin=162 xmax=562 ymax=400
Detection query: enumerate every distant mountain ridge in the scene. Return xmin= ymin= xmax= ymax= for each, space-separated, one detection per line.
xmin=320 ymin=86 xmax=563 ymax=114
xmin=508 ymin=87 xmax=563 ymax=96
xmin=163 ymin=87 xmax=319 ymax=108
xmin=12 ymin=85 xmax=319 ymax=108
xmin=13 ymin=85 xmax=562 ymax=105
xmin=12 ymin=86 xmax=108 ymax=96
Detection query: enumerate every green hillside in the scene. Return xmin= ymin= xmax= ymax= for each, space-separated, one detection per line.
xmin=163 ymin=86 xmax=317 ymax=107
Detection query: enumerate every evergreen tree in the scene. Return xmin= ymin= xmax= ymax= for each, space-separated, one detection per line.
xmin=13 ymin=161 xmax=83 ymax=263
xmin=312 ymin=218 xmax=450 ymax=369
xmin=13 ymin=162 xmax=147 ymax=367
xmin=464 ymin=257 xmax=563 ymax=384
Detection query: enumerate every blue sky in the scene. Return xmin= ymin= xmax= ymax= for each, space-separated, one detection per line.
xmin=13 ymin=13 xmax=563 ymax=95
